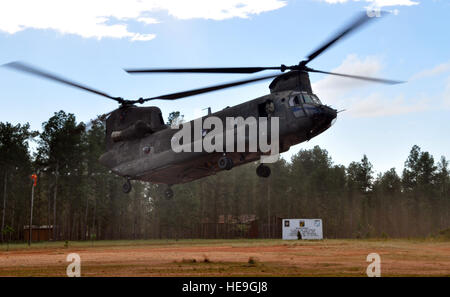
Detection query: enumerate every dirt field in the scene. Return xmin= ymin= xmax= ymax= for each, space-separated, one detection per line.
xmin=0 ymin=239 xmax=449 ymax=276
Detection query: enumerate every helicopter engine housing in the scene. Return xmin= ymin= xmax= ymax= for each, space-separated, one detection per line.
xmin=106 ymin=106 xmax=166 ymax=149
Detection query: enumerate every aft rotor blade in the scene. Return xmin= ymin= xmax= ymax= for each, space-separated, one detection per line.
xmin=303 ymin=12 xmax=376 ymax=65
xmin=3 ymin=61 xmax=123 ymax=103
xmin=125 ymin=66 xmax=282 ymax=74
xmin=307 ymin=68 xmax=405 ymax=85
xmin=143 ymin=73 xmax=280 ymax=101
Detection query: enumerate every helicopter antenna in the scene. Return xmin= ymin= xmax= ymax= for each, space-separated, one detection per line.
xmin=202 ymin=107 xmax=212 ymax=115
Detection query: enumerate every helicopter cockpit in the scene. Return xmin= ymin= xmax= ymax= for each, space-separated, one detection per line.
xmin=286 ymin=91 xmax=324 ymax=118
xmin=301 ymin=93 xmax=322 ymax=105
xmin=288 ymin=92 xmax=321 ymax=107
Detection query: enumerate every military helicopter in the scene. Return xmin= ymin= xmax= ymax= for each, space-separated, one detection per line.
xmin=4 ymin=12 xmax=403 ymax=199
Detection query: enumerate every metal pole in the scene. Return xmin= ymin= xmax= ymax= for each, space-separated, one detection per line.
xmin=53 ymin=163 xmax=58 ymax=241
xmin=267 ymin=182 xmax=271 ymax=238
xmin=1 ymin=171 xmax=7 ymax=243
xmin=28 ymin=183 xmax=35 ymax=246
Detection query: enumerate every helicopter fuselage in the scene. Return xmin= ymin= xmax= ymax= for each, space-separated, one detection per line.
xmin=99 ymin=86 xmax=337 ymax=185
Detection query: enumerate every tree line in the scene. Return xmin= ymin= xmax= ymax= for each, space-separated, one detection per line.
xmin=0 ymin=110 xmax=449 ymax=242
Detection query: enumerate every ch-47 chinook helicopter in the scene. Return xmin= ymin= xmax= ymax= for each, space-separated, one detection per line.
xmin=4 ymin=12 xmax=403 ymax=199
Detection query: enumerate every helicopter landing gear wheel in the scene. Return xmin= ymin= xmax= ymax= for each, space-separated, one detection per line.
xmin=256 ymin=164 xmax=271 ymax=178
xmin=218 ymin=155 xmax=233 ymax=170
xmin=165 ymin=186 xmax=174 ymax=200
xmin=122 ymin=178 xmax=132 ymax=194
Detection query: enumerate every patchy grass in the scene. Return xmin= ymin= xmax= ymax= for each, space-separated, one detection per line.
xmin=3 ymin=237 xmax=446 ymax=252
xmin=1 ymin=239 xmax=293 ymax=251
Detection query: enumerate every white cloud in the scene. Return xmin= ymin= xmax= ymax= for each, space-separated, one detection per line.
xmin=0 ymin=0 xmax=286 ymax=41
xmin=321 ymin=0 xmax=419 ymax=7
xmin=137 ymin=17 xmax=160 ymax=25
xmin=155 ymin=0 xmax=287 ymax=20
xmin=348 ymin=93 xmax=428 ymax=117
xmin=312 ymin=54 xmax=383 ymax=105
xmin=130 ymin=33 xmax=157 ymax=41
xmin=408 ymin=63 xmax=450 ymax=109
xmin=311 ymin=54 xmax=428 ymax=117
xmin=410 ymin=61 xmax=450 ymax=81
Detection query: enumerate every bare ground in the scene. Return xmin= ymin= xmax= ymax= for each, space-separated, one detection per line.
xmin=0 ymin=239 xmax=449 ymax=276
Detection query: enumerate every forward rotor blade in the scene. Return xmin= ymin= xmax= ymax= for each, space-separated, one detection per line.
xmin=125 ymin=66 xmax=281 ymax=74
xmin=307 ymin=68 xmax=405 ymax=85
xmin=3 ymin=61 xmax=123 ymax=103
xmin=143 ymin=73 xmax=280 ymax=101
xmin=303 ymin=12 xmax=376 ymax=65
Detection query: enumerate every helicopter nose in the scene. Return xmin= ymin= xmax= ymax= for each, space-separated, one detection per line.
xmin=321 ymin=105 xmax=337 ymax=122
xmin=307 ymin=105 xmax=337 ymax=139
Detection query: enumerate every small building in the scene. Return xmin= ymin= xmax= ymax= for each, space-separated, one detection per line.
xmin=198 ymin=215 xmax=282 ymax=239
xmin=23 ymin=225 xmax=53 ymax=241
xmin=199 ymin=214 xmax=258 ymax=239
xmin=250 ymin=216 xmax=283 ymax=239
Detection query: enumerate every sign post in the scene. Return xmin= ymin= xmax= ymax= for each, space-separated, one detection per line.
xmin=28 ymin=174 xmax=37 ymax=246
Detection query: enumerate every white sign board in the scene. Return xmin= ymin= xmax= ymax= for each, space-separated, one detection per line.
xmin=282 ymin=219 xmax=323 ymax=240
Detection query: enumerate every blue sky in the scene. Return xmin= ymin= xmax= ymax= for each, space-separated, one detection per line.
xmin=1 ymin=0 xmax=449 ymax=174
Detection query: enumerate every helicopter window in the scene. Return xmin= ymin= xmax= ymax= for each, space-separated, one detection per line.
xmin=311 ymin=94 xmax=322 ymax=104
xmin=288 ymin=96 xmax=301 ymax=107
xmin=302 ymin=94 xmax=315 ymax=104
xmin=288 ymin=97 xmax=295 ymax=107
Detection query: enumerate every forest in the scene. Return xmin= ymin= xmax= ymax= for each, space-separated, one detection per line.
xmin=0 ymin=110 xmax=449 ymax=242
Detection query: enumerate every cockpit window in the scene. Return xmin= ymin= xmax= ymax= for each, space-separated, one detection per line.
xmin=311 ymin=94 xmax=322 ymax=104
xmin=302 ymin=93 xmax=321 ymax=104
xmin=302 ymin=94 xmax=315 ymax=104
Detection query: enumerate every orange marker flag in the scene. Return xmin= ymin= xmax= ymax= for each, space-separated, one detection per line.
xmin=31 ymin=174 xmax=37 ymax=187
